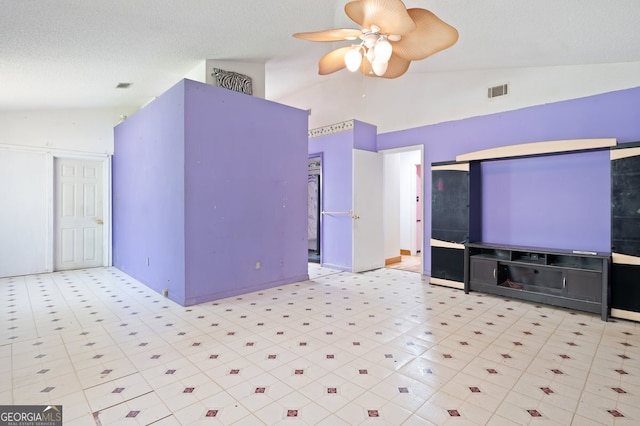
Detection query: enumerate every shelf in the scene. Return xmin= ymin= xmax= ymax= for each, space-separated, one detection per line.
xmin=466 ymin=243 xmax=609 ymax=321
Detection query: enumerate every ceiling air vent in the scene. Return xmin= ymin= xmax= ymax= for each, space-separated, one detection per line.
xmin=115 ymin=82 xmax=133 ymax=89
xmin=488 ymin=83 xmax=508 ymax=98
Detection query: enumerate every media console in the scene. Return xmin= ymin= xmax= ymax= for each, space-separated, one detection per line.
xmin=465 ymin=243 xmax=610 ymax=321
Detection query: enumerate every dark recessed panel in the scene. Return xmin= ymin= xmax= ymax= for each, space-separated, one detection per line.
xmin=431 ymin=169 xmax=469 ymax=243
xmin=431 ymin=246 xmax=464 ymax=282
xmin=612 ymin=155 xmax=640 ymax=257
xmin=611 ymin=263 xmax=640 ymax=311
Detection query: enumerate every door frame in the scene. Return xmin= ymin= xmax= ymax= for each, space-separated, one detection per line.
xmin=380 ymin=144 xmax=425 ymax=270
xmin=309 ymin=153 xmax=323 ymax=263
xmin=49 ymin=152 xmax=112 ymax=271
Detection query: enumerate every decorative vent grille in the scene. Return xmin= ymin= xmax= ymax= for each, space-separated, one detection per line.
xmin=488 ymin=84 xmax=508 ymax=98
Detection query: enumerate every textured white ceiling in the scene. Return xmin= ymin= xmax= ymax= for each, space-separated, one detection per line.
xmin=1 ymin=0 xmax=639 ymax=111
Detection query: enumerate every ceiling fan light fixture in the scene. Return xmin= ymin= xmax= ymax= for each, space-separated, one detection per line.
xmin=293 ymin=0 xmax=458 ymax=79
xmin=371 ymin=58 xmax=388 ymax=76
xmin=345 ymin=46 xmax=364 ymax=71
xmin=373 ymin=37 xmax=392 ymax=62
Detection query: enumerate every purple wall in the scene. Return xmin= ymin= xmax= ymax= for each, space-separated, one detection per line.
xmin=182 ymin=80 xmax=308 ymax=305
xmin=353 ymin=120 xmax=378 ymax=152
xmin=378 ymin=86 xmax=640 ymax=275
xmin=114 ymin=79 xmax=309 ymax=306
xmin=113 ymin=82 xmax=187 ymax=301
xmin=309 ymin=131 xmax=353 ymax=270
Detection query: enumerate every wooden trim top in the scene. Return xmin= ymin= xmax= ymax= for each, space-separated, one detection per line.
xmin=611 ymin=146 xmax=640 ymax=160
xmin=612 ymin=252 xmax=640 ymax=265
xmin=456 ymin=138 xmax=616 ymax=162
xmin=431 ymin=163 xmax=469 ymax=172
xmin=430 ymin=239 xmax=465 ymax=250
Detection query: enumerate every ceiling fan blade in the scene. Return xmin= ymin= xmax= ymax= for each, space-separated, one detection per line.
xmin=318 ymin=46 xmax=352 ymax=75
xmin=359 ymin=53 xmax=411 ymax=79
xmin=345 ymin=0 xmax=416 ymax=35
xmin=293 ymin=28 xmax=363 ymax=42
xmin=392 ymin=9 xmax=459 ymax=61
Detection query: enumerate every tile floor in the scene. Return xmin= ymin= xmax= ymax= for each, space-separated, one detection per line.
xmin=1 ymin=264 xmax=638 ymax=425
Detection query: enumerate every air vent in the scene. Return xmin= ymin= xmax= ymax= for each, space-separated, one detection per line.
xmin=488 ymin=83 xmax=508 ymax=98
xmin=115 ymin=82 xmax=133 ymax=89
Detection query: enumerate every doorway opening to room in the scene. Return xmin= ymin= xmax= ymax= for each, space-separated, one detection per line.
xmin=382 ymin=146 xmax=423 ymax=273
xmin=308 ymin=155 xmax=322 ymax=263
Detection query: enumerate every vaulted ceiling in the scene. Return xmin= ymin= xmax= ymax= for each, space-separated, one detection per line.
xmin=2 ymin=0 xmax=640 ymax=111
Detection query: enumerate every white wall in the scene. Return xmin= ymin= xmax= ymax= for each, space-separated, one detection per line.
xmin=184 ymin=60 xmax=208 ymax=84
xmin=271 ymin=61 xmax=640 ymax=134
xmin=0 ymin=148 xmax=49 ymax=277
xmin=383 ymin=153 xmax=401 ymax=259
xmin=0 ymin=108 xmax=121 ymax=277
xmin=0 ymin=108 xmax=123 ymax=154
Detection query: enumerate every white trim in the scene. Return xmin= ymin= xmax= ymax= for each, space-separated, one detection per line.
xmin=45 ymin=153 xmax=54 ymax=272
xmin=431 ymin=239 xmax=465 ymax=250
xmin=308 ymin=120 xmax=354 ymax=139
xmin=431 ymin=163 xmax=469 ymax=172
xmin=612 ymin=252 xmax=640 ymax=265
xmin=611 ymin=308 xmax=640 ymax=322
xmin=456 ymin=138 xmax=616 ymax=162
xmin=611 ymin=146 xmax=640 ymax=160
xmin=429 ymin=277 xmax=464 ymax=289
xmin=104 ymin=156 xmax=113 ymax=266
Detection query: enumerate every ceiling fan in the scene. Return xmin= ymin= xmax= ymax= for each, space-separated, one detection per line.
xmin=293 ymin=0 xmax=458 ymax=78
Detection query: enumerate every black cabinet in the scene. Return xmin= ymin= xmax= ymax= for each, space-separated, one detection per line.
xmin=430 ymin=162 xmax=481 ymax=289
xmin=565 ymin=270 xmax=602 ymax=302
xmin=469 ymin=257 xmax=507 ymax=285
xmin=466 ymin=243 xmax=610 ymax=321
xmin=610 ymin=146 xmax=640 ymax=318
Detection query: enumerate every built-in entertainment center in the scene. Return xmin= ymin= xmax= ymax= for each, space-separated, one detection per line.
xmin=466 ymin=243 xmax=609 ymax=321
xmin=431 ymin=138 xmax=640 ymax=322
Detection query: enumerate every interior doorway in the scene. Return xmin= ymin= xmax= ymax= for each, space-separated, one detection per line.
xmin=308 ymin=156 xmax=321 ymax=263
xmin=382 ymin=146 xmax=423 ymax=273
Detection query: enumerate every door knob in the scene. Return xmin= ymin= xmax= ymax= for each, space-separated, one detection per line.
xmin=96 ymin=218 xmax=104 ymax=225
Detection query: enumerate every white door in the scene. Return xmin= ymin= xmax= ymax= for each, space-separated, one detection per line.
xmin=55 ymin=158 xmax=104 ymax=271
xmin=352 ymin=149 xmax=384 ymax=272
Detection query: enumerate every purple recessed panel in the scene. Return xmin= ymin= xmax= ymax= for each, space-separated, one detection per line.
xmin=481 ymin=150 xmax=610 ymax=252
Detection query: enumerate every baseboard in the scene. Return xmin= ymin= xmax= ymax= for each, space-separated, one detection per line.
xmin=429 ymin=277 xmax=464 ymax=290
xmin=385 ymin=256 xmax=402 ymax=265
xmin=400 ymin=249 xmax=411 ymax=256
xmin=611 ymin=308 xmax=640 ymax=323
